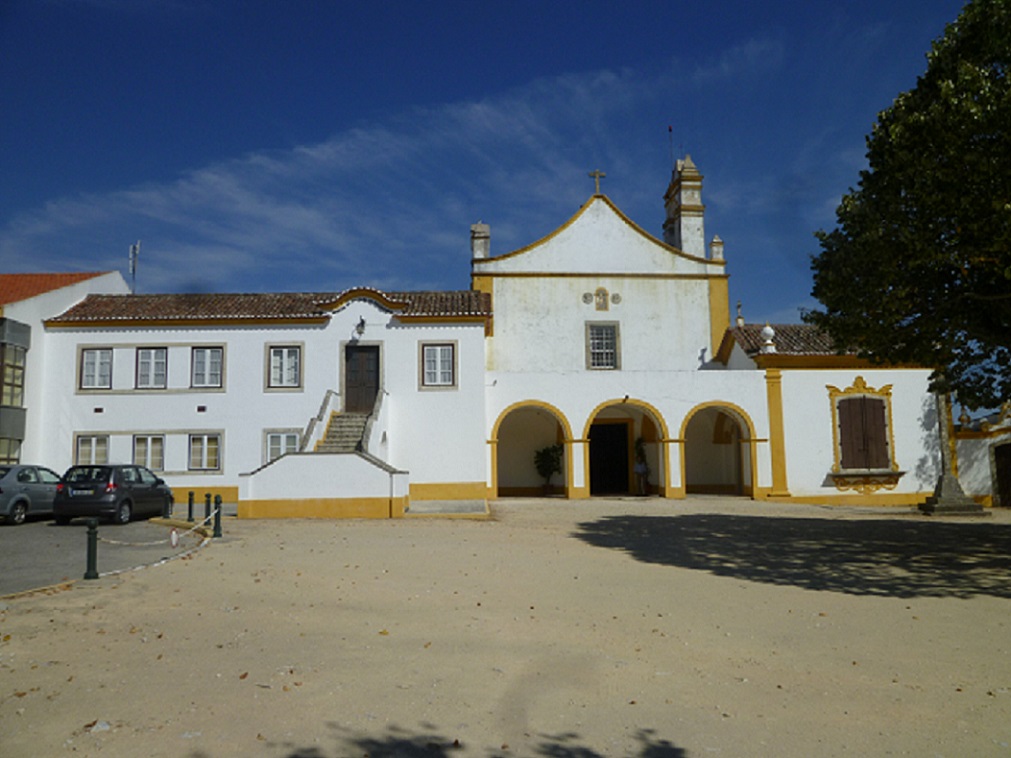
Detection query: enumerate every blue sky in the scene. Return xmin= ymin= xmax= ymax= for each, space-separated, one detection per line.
xmin=0 ymin=0 xmax=967 ymax=323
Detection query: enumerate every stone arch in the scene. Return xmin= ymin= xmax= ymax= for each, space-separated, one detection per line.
xmin=679 ymin=402 xmax=757 ymax=497
xmin=491 ymin=401 xmax=574 ymax=498
xmin=582 ymin=399 xmax=670 ymax=497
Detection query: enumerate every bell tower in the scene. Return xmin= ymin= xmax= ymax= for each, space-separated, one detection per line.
xmin=662 ymin=154 xmax=705 ymax=258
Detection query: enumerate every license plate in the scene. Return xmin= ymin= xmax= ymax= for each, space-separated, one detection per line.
xmin=71 ymin=488 xmax=94 ymax=496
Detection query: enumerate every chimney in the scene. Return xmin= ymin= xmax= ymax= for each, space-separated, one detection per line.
xmin=709 ymin=235 xmax=724 ymax=261
xmin=470 ymin=222 xmax=490 ymax=259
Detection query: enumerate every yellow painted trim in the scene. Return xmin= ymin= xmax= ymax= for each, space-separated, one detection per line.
xmin=471 ymin=271 xmax=727 ymax=281
xmin=755 ymin=354 xmax=875 ymax=369
xmin=825 ymin=376 xmax=899 ymax=477
xmin=760 ymin=492 xmax=932 ymax=507
xmin=180 ymin=486 xmax=239 ymax=503
xmin=714 ymin=328 xmax=736 ymax=365
xmin=708 ymin=276 xmax=730 ymax=359
xmin=583 ymin=398 xmax=673 ymax=498
xmin=471 ymin=194 xmax=724 ymax=268
xmin=409 ymin=482 xmax=487 ymax=500
xmin=489 ymin=400 xmax=576 ymax=499
xmin=316 ymin=287 xmax=410 ymax=313
xmin=395 ymin=314 xmax=489 ymax=325
xmin=764 ymin=370 xmax=790 ymax=497
xmin=491 ymin=399 xmax=576 ymax=442
xmin=237 ymin=496 xmax=407 ymax=519
xmin=470 ymin=275 xmax=493 ymax=296
xmin=678 ymin=402 xmax=760 ymax=498
xmin=498 ymin=486 xmax=566 ymax=496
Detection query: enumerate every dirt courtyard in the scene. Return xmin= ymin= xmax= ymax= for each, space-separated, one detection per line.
xmin=2 ymin=497 xmax=1010 ymax=757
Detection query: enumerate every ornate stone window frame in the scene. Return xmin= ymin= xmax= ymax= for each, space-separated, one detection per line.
xmin=826 ymin=376 xmax=904 ymax=494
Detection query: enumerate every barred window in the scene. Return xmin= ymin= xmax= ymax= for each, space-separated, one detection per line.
xmin=587 ymin=323 xmax=619 ymax=369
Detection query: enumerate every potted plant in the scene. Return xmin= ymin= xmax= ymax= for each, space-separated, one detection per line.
xmin=534 ymin=443 xmax=564 ymax=494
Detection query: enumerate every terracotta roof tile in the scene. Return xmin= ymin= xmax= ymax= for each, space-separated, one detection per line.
xmin=384 ymin=290 xmax=491 ymax=317
xmin=49 ymin=289 xmax=493 ymax=323
xmin=729 ymin=323 xmax=852 ymax=356
xmin=0 ymin=272 xmax=107 ymax=306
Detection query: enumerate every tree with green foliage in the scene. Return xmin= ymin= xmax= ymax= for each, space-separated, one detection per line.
xmin=807 ymin=0 xmax=1011 ymax=410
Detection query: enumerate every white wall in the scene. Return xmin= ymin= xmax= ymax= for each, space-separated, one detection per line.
xmin=37 ymin=298 xmax=490 ymax=497
xmin=779 ymin=369 xmax=939 ymax=497
xmin=7 ymin=272 xmax=129 ymax=463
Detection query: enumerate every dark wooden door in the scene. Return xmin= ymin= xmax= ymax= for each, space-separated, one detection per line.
xmin=345 ymin=345 xmax=379 ymax=413
xmin=996 ymin=443 xmax=1011 ymax=508
xmin=589 ymin=422 xmax=629 ymax=494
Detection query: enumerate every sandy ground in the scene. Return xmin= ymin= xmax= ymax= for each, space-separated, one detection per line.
xmin=2 ymin=497 xmax=1010 ymax=758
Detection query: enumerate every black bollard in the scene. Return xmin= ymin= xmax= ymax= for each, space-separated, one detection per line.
xmin=84 ymin=519 xmax=99 ymax=580
xmin=213 ymin=494 xmax=223 ymax=538
xmin=204 ymin=493 xmax=211 ymax=521
xmin=187 ymin=491 xmax=195 ymax=522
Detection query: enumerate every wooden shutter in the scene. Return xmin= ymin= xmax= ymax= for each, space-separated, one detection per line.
xmin=838 ymin=396 xmax=889 ymax=470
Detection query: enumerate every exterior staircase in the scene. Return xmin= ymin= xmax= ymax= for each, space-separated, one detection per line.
xmin=315 ymin=412 xmax=368 ymax=453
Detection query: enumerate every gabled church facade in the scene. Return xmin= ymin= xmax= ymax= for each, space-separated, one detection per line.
xmin=8 ymin=158 xmax=963 ymax=517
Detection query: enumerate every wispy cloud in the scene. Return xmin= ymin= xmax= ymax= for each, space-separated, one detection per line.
xmin=0 ymin=63 xmax=686 ymax=293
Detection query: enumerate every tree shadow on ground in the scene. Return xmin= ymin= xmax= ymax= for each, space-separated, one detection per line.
xmin=247 ymin=724 xmax=684 ymax=757
xmin=573 ymin=513 xmax=1011 ymax=599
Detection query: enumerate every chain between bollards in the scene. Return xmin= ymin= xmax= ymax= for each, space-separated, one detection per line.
xmin=84 ymin=518 xmax=100 ymax=580
xmin=213 ymin=494 xmax=223 ymax=538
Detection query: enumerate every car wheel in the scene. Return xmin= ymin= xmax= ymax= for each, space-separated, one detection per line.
xmin=113 ymin=501 xmax=132 ymax=525
xmin=6 ymin=502 xmax=27 ymax=525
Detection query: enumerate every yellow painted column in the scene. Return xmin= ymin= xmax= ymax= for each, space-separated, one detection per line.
xmin=765 ymin=369 xmax=791 ymax=497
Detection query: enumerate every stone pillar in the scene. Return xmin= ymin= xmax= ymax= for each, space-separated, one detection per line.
xmin=920 ymin=392 xmax=985 ymax=515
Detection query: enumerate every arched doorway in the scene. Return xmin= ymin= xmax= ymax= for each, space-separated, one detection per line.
xmin=493 ymin=403 xmax=571 ymax=497
xmin=682 ymin=405 xmax=754 ymax=496
xmin=584 ymin=401 xmax=666 ymax=496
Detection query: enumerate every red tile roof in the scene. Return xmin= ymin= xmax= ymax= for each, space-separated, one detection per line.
xmin=0 ymin=272 xmax=108 ymax=306
xmin=48 ymin=289 xmax=492 ymax=324
xmin=727 ymin=324 xmax=852 ymax=356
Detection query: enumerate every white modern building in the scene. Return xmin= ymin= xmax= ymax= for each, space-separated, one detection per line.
xmin=5 ymin=157 xmax=1001 ymax=517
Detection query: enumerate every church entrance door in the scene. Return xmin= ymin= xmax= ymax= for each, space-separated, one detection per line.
xmin=589 ymin=421 xmax=630 ymax=495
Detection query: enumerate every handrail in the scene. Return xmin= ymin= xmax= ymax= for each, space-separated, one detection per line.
xmin=302 ymin=389 xmax=340 ymax=451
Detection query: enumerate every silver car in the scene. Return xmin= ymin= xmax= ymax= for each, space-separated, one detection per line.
xmin=0 ymin=465 xmax=62 ymax=525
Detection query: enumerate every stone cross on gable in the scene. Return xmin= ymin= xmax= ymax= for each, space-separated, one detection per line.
xmin=588 ymin=169 xmax=606 ymax=194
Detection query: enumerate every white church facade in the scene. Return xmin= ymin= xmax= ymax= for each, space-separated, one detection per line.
xmin=5 ymin=157 xmax=998 ymax=517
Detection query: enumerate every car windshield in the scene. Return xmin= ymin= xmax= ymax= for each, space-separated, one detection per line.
xmin=66 ymin=467 xmax=111 ymax=484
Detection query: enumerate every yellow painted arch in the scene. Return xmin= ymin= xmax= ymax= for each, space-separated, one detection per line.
xmin=490 ymin=399 xmax=575 ymax=442
xmin=678 ymin=400 xmax=759 ymax=499
xmin=580 ymin=397 xmax=671 ymax=440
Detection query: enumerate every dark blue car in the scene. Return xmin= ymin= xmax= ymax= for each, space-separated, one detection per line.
xmin=54 ymin=465 xmax=173 ymax=525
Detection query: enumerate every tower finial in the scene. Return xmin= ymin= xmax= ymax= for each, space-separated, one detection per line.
xmin=588 ymin=169 xmax=606 ymax=195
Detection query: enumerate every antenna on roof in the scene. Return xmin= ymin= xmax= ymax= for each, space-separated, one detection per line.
xmin=668 ymin=125 xmax=675 ymax=170
xmin=129 ymin=240 xmax=141 ymax=294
